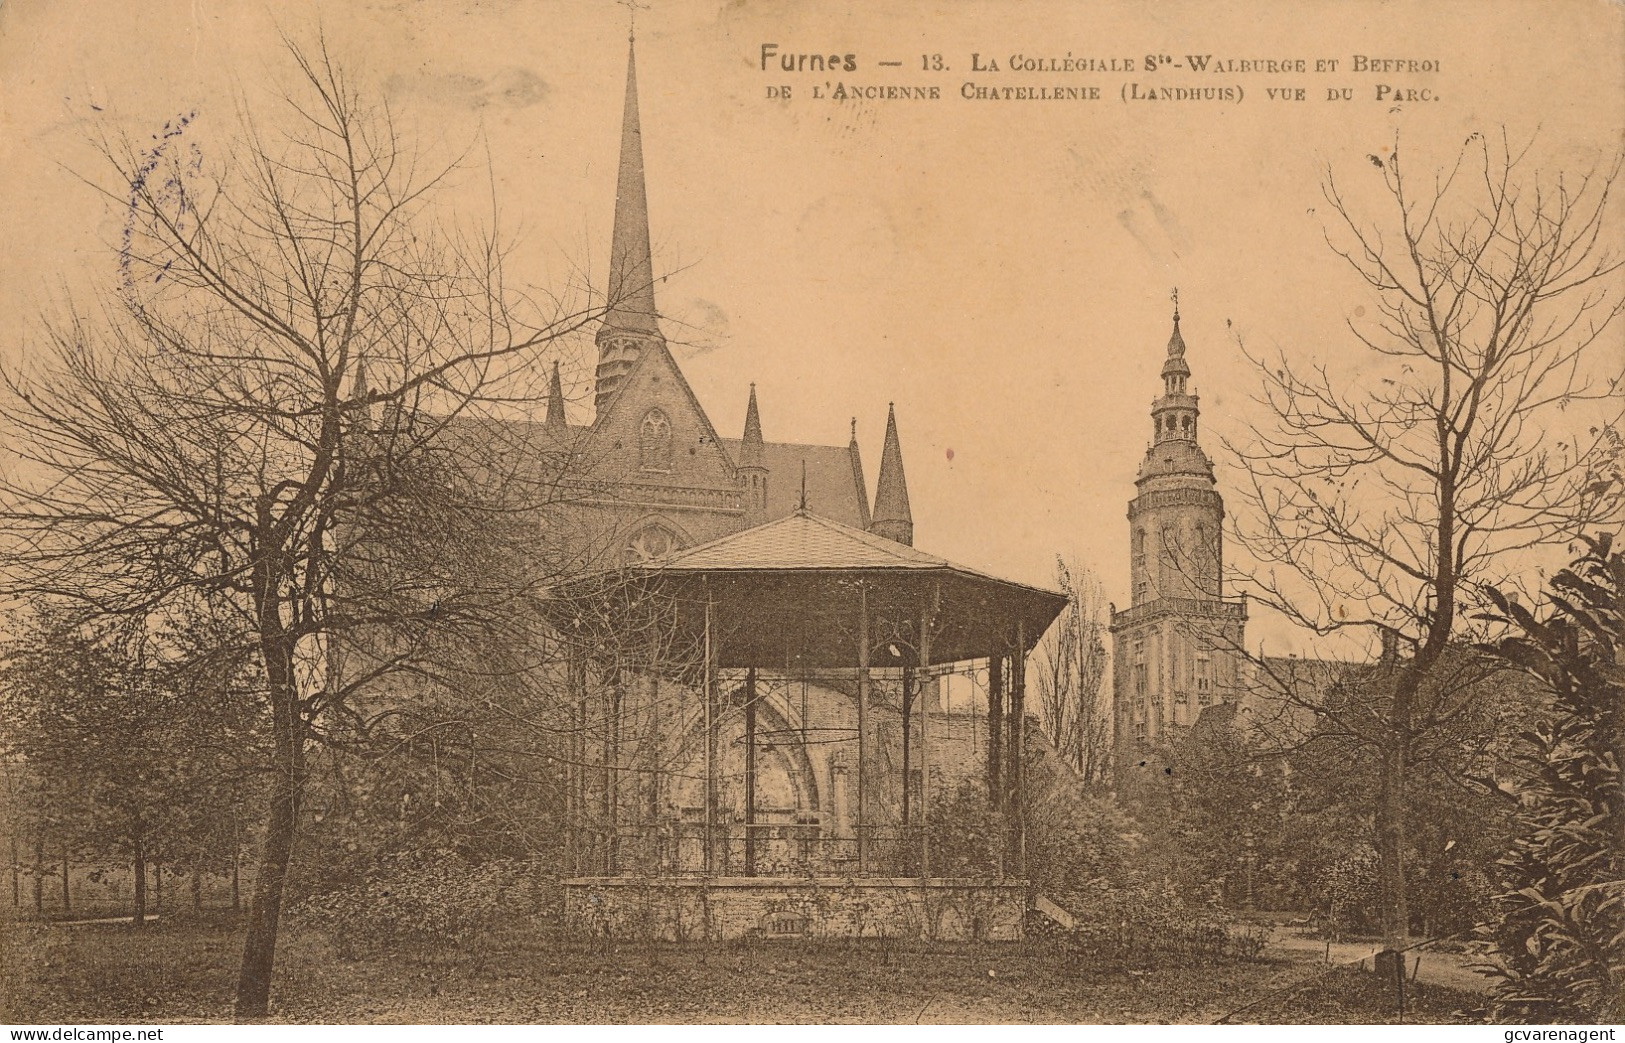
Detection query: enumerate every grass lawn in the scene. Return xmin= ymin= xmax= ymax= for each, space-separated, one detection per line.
xmin=0 ymin=911 xmax=1484 ymax=1025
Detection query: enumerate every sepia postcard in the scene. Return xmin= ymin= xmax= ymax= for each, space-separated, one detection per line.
xmin=0 ymin=0 xmax=1621 ymax=1031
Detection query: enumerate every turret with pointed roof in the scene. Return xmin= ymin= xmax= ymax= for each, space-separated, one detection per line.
xmin=545 ymin=360 xmax=568 ymax=431
xmin=595 ymin=35 xmax=665 ymax=416
xmin=869 ymin=403 xmax=913 ymax=546
xmin=739 ymin=384 xmax=768 ymax=524
xmin=848 ymin=418 xmax=872 ymax=529
xmin=740 ymin=384 xmax=763 ymax=464
xmin=350 ymin=354 xmax=374 ymax=425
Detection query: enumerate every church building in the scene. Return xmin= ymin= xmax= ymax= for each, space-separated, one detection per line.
xmin=550 ymin=38 xmax=912 ymax=563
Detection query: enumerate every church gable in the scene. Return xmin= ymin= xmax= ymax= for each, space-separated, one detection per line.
xmin=587 ymin=341 xmax=738 ymax=494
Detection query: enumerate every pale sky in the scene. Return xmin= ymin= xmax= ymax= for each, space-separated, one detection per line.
xmin=2 ymin=0 xmax=1621 ymax=655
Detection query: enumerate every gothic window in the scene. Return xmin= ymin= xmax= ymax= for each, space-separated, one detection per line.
xmin=1182 ymin=415 xmax=1193 ymax=434
xmin=624 ymin=523 xmax=682 ymax=564
xmin=1189 ymin=516 xmax=1215 ymax=588
xmin=1133 ymin=530 xmax=1147 ymax=597
xmin=639 ymin=408 xmax=673 ymax=471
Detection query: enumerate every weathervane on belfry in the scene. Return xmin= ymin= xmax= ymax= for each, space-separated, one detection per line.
xmin=1171 ymin=286 xmax=1180 ymax=323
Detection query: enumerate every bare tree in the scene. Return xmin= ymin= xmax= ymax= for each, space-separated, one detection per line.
xmin=0 ymin=40 xmax=605 ymax=1019
xmin=1034 ymin=555 xmax=1112 ymax=785
xmin=1227 ymin=131 xmax=1624 ymax=952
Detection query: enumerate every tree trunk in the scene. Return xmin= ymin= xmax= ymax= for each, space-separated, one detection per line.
xmin=1375 ymin=634 xmax=1438 ymax=954
xmin=231 ymin=850 xmax=241 ymax=913
xmin=132 ymin=834 xmax=147 ymax=929
xmin=235 ymin=758 xmax=300 ymax=1020
xmin=60 ymin=847 xmax=69 ymax=911
xmin=10 ymin=830 xmax=19 ymax=907
xmin=235 ymin=529 xmax=311 ymax=1022
xmin=32 ymin=834 xmax=43 ymax=914
xmin=1375 ymin=744 xmax=1410 ymax=950
xmin=234 ymin=651 xmax=306 ymax=1022
xmin=154 ymin=860 xmax=162 ymax=910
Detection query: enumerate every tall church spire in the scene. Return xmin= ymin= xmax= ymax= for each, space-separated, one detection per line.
xmin=594 ymin=34 xmax=665 ymax=416
xmin=869 ymin=403 xmax=913 ymax=546
xmin=607 ymin=36 xmax=658 ymax=335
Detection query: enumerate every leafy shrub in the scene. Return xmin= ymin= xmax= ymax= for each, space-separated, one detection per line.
xmin=1477 ymin=536 xmax=1624 ymax=1023
xmin=1026 ymin=748 xmax=1144 ymax=891
xmin=291 ymin=849 xmax=534 ymax=958
xmin=1410 ymin=860 xmax=1496 ymax=939
xmin=924 ymin=760 xmax=1144 ymax=889
xmin=1043 ymin=880 xmax=1269 ymax=968
xmin=1029 ymin=802 xmax=1144 ymax=894
xmin=1312 ymin=848 xmax=1383 ymax=937
xmin=925 ymin=781 xmax=1004 ymax=878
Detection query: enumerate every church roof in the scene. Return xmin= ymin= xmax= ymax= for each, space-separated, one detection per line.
xmin=716 ymin=438 xmax=870 ymax=529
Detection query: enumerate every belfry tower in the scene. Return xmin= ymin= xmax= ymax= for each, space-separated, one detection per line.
xmin=1110 ymin=297 xmax=1246 ymax=766
xmin=595 ymin=35 xmax=665 ymax=416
